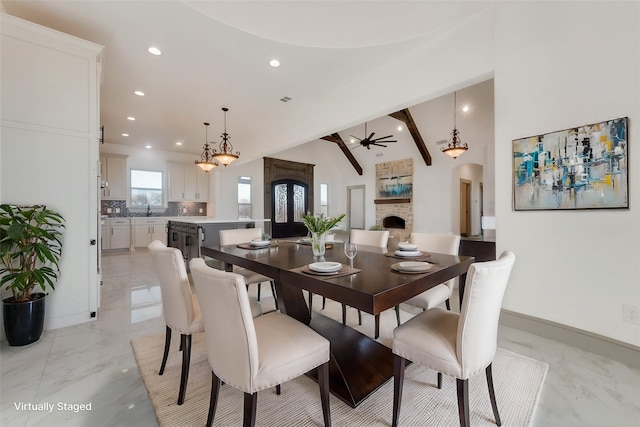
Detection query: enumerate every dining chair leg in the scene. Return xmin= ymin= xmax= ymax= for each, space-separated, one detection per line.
xmin=322 ymin=296 xmax=326 ymax=310
xmin=437 ymin=372 xmax=443 ymax=389
xmin=486 ymin=363 xmax=502 ymax=426
xmin=276 ymin=384 xmax=281 ymax=395
xmin=243 ymin=392 xmax=258 ymax=427
xmin=445 ymin=298 xmax=451 ymax=311
xmin=308 ymin=292 xmax=314 ymax=316
xmin=357 ymin=310 xmax=362 ymax=325
xmin=341 ymin=304 xmax=347 ymax=324
xmin=177 ymin=334 xmax=192 ymax=405
xmin=257 ymin=282 xmax=262 ymax=301
xmin=270 ymin=281 xmax=279 ymax=310
xmin=374 ymin=315 xmax=380 ymax=339
xmin=394 ymin=305 xmax=401 ymax=326
xmin=456 ymin=378 xmax=470 ymax=427
xmin=392 ymin=355 xmax=406 ymax=427
xmin=206 ymin=371 xmax=221 ymax=427
xmin=159 ymin=325 xmax=171 ymax=375
xmin=318 ymin=362 xmax=331 ymax=427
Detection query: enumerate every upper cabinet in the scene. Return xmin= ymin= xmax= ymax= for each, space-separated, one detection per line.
xmin=100 ymin=154 xmax=127 ymax=200
xmin=168 ymin=162 xmax=209 ymax=201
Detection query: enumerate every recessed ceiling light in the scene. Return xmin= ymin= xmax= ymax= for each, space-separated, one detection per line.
xmin=462 ymin=105 xmax=469 ymax=112
xmin=127 ymin=116 xmax=135 ymax=121
xmin=176 ymin=142 xmax=183 ymax=146
xmin=350 ymin=138 xmax=356 ymax=143
xmin=397 ymin=126 xmax=403 ymax=131
xmin=148 ymin=47 xmax=161 ymax=56
xmin=269 ymin=59 xmax=280 ymax=67
xmin=134 ymin=90 xmax=145 ymax=96
xmin=145 ymin=145 xmax=152 ymax=149
xmin=122 ymin=133 xmax=129 ymax=137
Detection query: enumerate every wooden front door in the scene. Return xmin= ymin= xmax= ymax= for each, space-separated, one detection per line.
xmin=271 ymin=179 xmax=308 ymax=238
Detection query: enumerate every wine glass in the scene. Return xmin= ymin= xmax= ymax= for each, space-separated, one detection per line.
xmin=344 ymin=242 xmax=357 ymax=268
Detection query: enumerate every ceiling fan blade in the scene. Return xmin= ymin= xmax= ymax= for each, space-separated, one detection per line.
xmin=373 ymin=135 xmax=394 ymax=141
xmin=368 ymin=132 xmax=375 ymax=141
xmin=349 ymin=135 xmax=363 ymax=142
xmin=372 ymin=143 xmax=387 ymax=147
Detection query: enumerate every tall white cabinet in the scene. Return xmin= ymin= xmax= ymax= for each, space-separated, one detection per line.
xmin=0 ymin=14 xmax=104 ymax=333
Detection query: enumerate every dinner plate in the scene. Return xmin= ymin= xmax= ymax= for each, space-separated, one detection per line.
xmin=250 ymin=240 xmax=271 ymax=247
xmin=308 ymin=261 xmax=342 ymax=273
xmin=397 ymin=243 xmax=418 ymax=251
xmin=394 ymin=250 xmax=422 ymax=257
xmin=391 ymin=261 xmax=432 ymax=273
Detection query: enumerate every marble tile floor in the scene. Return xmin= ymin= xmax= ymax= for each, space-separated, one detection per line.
xmin=1 ymin=250 xmax=639 ymax=426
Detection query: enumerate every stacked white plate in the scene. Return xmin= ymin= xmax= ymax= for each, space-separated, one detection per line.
xmin=395 ymin=243 xmax=421 ymax=257
xmin=308 ymin=261 xmax=342 ymax=273
xmin=250 ymin=239 xmax=271 ymax=247
xmin=391 ymin=261 xmax=432 ymax=273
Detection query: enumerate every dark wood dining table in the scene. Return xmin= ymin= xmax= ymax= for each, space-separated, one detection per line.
xmin=201 ymin=240 xmax=474 ymax=408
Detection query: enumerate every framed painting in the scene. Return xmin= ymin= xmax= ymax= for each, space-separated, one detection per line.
xmin=513 ymin=117 xmax=628 ymax=211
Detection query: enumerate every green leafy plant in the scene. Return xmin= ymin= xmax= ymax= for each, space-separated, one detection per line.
xmin=0 ymin=205 xmax=65 ymax=303
xmin=301 ymin=213 xmax=345 ymax=235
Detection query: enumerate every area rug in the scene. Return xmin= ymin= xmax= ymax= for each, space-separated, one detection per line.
xmin=132 ymin=331 xmax=547 ymax=426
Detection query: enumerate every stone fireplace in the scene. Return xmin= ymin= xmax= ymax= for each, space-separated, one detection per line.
xmin=375 ymin=159 xmax=413 ymax=243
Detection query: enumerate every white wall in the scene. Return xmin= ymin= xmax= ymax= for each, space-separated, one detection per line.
xmin=494 ymin=2 xmax=640 ymax=346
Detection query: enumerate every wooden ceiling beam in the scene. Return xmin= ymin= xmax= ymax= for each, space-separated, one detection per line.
xmin=321 ymin=133 xmax=363 ymax=175
xmin=388 ymin=108 xmax=432 ymax=166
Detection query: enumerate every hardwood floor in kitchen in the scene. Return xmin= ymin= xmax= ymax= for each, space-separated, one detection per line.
xmin=1 ymin=250 xmax=639 ymax=426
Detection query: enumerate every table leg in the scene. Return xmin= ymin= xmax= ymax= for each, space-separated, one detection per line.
xmin=458 ymin=272 xmax=467 ymax=308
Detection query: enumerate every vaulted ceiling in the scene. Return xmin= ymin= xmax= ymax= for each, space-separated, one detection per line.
xmin=2 ymin=1 xmax=494 ymax=165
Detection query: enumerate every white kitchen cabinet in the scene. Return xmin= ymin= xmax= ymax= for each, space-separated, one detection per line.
xmin=100 ymin=154 xmax=127 ymax=200
xmin=168 ymin=161 xmax=209 ymax=201
xmin=102 ymin=218 xmax=130 ymax=250
xmin=132 ymin=218 xmax=168 ymax=248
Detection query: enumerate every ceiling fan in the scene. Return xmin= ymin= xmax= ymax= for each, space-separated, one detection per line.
xmin=350 ymin=122 xmax=397 ymax=149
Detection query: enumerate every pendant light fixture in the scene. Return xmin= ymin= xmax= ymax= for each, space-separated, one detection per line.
xmin=194 ymin=122 xmax=219 ymax=172
xmin=441 ymin=91 xmax=469 ymax=159
xmin=212 ymin=107 xmax=240 ymax=166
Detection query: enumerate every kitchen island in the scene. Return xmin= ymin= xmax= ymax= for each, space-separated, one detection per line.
xmin=167 ymin=218 xmax=270 ymax=264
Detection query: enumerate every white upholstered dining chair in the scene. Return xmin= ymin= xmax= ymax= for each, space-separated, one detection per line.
xmin=345 ymin=229 xmax=390 ymax=338
xmin=391 ymin=251 xmax=516 ymax=427
xmin=404 ymin=232 xmax=461 ymax=311
xmin=219 ymin=227 xmax=278 ymax=310
xmin=147 ymin=240 xmax=204 ymax=405
xmin=189 ymin=258 xmax=332 ymax=427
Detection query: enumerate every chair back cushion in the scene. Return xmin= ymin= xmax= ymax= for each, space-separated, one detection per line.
xmin=457 ymin=251 xmax=515 ymax=378
xmin=189 ymin=258 xmax=259 ymax=392
xmin=410 ymin=232 xmax=461 ymax=291
xmin=409 ymin=232 xmax=460 ymax=255
xmin=148 ymin=240 xmax=195 ymax=333
xmin=350 ymin=229 xmax=390 ymax=247
xmin=219 ymin=227 xmax=263 ymax=246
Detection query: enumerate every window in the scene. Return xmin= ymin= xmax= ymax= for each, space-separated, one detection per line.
xmin=131 ymin=169 xmax=163 ymax=208
xmin=238 ymin=176 xmax=252 ymax=219
xmin=319 ymin=183 xmax=329 ymax=216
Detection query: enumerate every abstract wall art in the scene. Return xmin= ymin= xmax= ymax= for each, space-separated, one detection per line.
xmin=513 ymin=117 xmax=628 ymax=210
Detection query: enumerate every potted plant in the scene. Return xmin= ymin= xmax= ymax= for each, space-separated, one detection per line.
xmin=301 ymin=213 xmax=345 ymax=257
xmin=0 ymin=205 xmax=65 ymax=346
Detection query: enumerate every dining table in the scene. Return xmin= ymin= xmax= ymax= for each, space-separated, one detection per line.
xmin=200 ymin=240 xmax=474 ymax=408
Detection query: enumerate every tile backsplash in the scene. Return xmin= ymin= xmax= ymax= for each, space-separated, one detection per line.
xmin=101 ymin=201 xmax=207 ymax=217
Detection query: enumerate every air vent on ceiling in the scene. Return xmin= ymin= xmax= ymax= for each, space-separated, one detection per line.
xmin=280 ymin=96 xmax=292 ymax=103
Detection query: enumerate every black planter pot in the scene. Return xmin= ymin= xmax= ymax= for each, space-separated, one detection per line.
xmin=3 ymin=293 xmax=46 ymax=346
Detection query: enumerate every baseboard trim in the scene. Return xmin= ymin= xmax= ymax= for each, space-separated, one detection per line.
xmin=500 ymin=309 xmax=640 ymax=370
